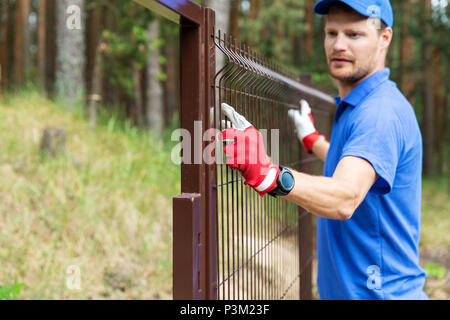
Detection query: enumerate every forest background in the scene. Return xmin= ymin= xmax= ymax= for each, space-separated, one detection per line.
xmin=0 ymin=0 xmax=448 ymax=300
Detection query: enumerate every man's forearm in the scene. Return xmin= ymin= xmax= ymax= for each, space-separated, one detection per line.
xmin=311 ymin=139 xmax=330 ymax=162
xmin=282 ymin=169 xmax=358 ymax=221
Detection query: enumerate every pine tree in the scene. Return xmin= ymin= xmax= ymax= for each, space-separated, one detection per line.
xmin=38 ymin=0 xmax=47 ymax=90
xmin=14 ymin=0 xmax=31 ymax=87
xmin=56 ymin=0 xmax=86 ymax=103
xmin=146 ymin=18 xmax=164 ymax=133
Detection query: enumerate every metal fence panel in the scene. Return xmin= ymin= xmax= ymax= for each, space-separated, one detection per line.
xmin=212 ymin=31 xmax=334 ymax=300
xmin=133 ymin=0 xmax=335 ymax=300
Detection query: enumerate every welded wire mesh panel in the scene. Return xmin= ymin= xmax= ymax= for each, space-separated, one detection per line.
xmin=211 ymin=30 xmax=322 ymax=300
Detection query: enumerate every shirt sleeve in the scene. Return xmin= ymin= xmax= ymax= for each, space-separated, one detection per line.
xmin=340 ymin=110 xmax=402 ymax=195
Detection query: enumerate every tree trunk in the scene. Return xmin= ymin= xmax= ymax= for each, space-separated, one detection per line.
xmin=275 ymin=0 xmax=285 ymax=63
xmin=0 ymin=0 xmax=2 ymax=92
xmin=444 ymin=64 xmax=450 ymax=178
xmin=132 ymin=63 xmax=144 ymax=127
xmin=422 ymin=0 xmax=434 ymax=176
xmin=229 ymin=0 xmax=241 ymax=39
xmin=56 ymin=0 xmax=85 ymax=104
xmin=86 ymin=4 xmax=103 ymax=103
xmin=162 ymin=26 xmax=179 ymax=128
xmin=0 ymin=0 xmax=10 ymax=92
xmin=14 ymin=0 xmax=31 ymax=88
xmin=205 ymin=0 xmax=231 ymax=70
xmin=205 ymin=0 xmax=230 ymax=34
xmin=305 ymin=0 xmax=314 ymax=57
xmin=399 ymin=0 xmax=415 ymax=104
xmin=86 ymin=4 xmax=104 ymax=129
xmin=88 ymin=40 xmax=103 ymax=129
xmin=146 ymin=19 xmax=164 ymax=134
xmin=250 ymin=0 xmax=261 ymax=19
xmin=250 ymin=0 xmax=262 ymax=47
xmin=38 ymin=0 xmax=47 ymax=90
xmin=101 ymin=5 xmax=116 ymax=109
xmin=432 ymin=48 xmax=444 ymax=175
xmin=46 ymin=0 xmax=57 ymax=98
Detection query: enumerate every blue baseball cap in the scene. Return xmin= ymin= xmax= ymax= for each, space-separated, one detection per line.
xmin=314 ymin=0 xmax=394 ymax=28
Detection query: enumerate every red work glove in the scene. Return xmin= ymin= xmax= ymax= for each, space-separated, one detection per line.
xmin=288 ymin=100 xmax=326 ymax=154
xmin=219 ymin=103 xmax=280 ymax=197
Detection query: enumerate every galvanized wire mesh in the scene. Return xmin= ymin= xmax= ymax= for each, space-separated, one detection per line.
xmin=211 ymin=30 xmax=318 ymax=300
xmin=157 ymin=0 xmax=336 ymax=301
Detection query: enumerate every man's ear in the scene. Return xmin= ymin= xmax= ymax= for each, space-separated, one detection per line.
xmin=380 ymin=27 xmax=393 ymax=51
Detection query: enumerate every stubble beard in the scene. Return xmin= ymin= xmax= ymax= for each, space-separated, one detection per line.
xmin=329 ymin=63 xmax=371 ymax=85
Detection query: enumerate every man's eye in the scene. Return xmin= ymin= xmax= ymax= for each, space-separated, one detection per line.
xmin=349 ymin=33 xmax=360 ymax=38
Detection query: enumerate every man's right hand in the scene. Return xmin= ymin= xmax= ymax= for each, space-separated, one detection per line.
xmin=288 ymin=99 xmax=326 ymax=154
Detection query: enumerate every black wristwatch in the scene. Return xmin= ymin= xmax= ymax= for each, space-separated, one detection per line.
xmin=268 ymin=166 xmax=295 ymax=197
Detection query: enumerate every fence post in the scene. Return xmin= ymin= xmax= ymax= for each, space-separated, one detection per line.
xmin=298 ymin=73 xmax=314 ymax=300
xmin=299 ymin=208 xmax=313 ymax=300
xmin=173 ymin=193 xmax=202 ymax=299
xmin=173 ymin=4 xmax=217 ymax=300
xmin=203 ymin=7 xmax=218 ymax=300
xmin=298 ymin=158 xmax=313 ymax=300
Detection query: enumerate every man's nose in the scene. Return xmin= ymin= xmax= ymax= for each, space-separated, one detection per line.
xmin=332 ymin=33 xmax=348 ymax=52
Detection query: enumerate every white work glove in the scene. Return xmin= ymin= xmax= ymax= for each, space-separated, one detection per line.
xmin=220 ymin=103 xmax=252 ymax=130
xmin=288 ymin=99 xmax=325 ymax=154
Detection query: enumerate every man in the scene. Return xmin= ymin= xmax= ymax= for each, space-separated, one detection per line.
xmin=220 ymin=0 xmax=428 ymax=299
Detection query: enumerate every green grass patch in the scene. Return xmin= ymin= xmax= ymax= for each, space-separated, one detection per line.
xmin=0 ymin=90 xmax=180 ymax=299
xmin=0 ymin=282 xmax=25 ymax=300
xmin=420 ymin=175 xmax=450 ymax=249
xmin=424 ymin=263 xmax=447 ymax=280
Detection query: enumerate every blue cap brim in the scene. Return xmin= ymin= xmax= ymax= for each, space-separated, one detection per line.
xmin=314 ymin=0 xmax=393 ymax=28
xmin=314 ymin=0 xmax=341 ymax=14
xmin=314 ymin=0 xmax=368 ymax=16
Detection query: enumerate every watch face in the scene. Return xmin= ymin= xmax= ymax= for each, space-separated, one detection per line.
xmin=280 ymin=170 xmax=295 ymax=191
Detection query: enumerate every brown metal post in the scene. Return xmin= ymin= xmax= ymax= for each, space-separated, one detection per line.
xmin=173 ymin=193 xmax=202 ymax=299
xmin=175 ymin=15 xmax=204 ymax=300
xmin=173 ymin=4 xmax=217 ymax=300
xmin=298 ymin=73 xmax=314 ymax=300
xmin=203 ymin=8 xmax=218 ymax=300
xmin=298 ymin=150 xmax=313 ymax=300
xmin=299 ymin=208 xmax=313 ymax=300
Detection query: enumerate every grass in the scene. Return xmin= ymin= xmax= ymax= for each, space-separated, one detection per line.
xmin=0 ymin=281 xmax=25 ymax=300
xmin=424 ymin=263 xmax=447 ymax=280
xmin=420 ymin=175 xmax=449 ymax=299
xmin=0 ymin=91 xmax=448 ymax=299
xmin=0 ymin=91 xmax=180 ymax=299
xmin=420 ymin=175 xmax=450 ymax=249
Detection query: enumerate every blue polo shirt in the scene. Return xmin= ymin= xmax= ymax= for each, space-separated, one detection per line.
xmin=317 ymin=68 xmax=428 ymax=300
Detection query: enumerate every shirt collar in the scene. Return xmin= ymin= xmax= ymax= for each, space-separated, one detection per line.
xmin=334 ymin=68 xmax=391 ymax=108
